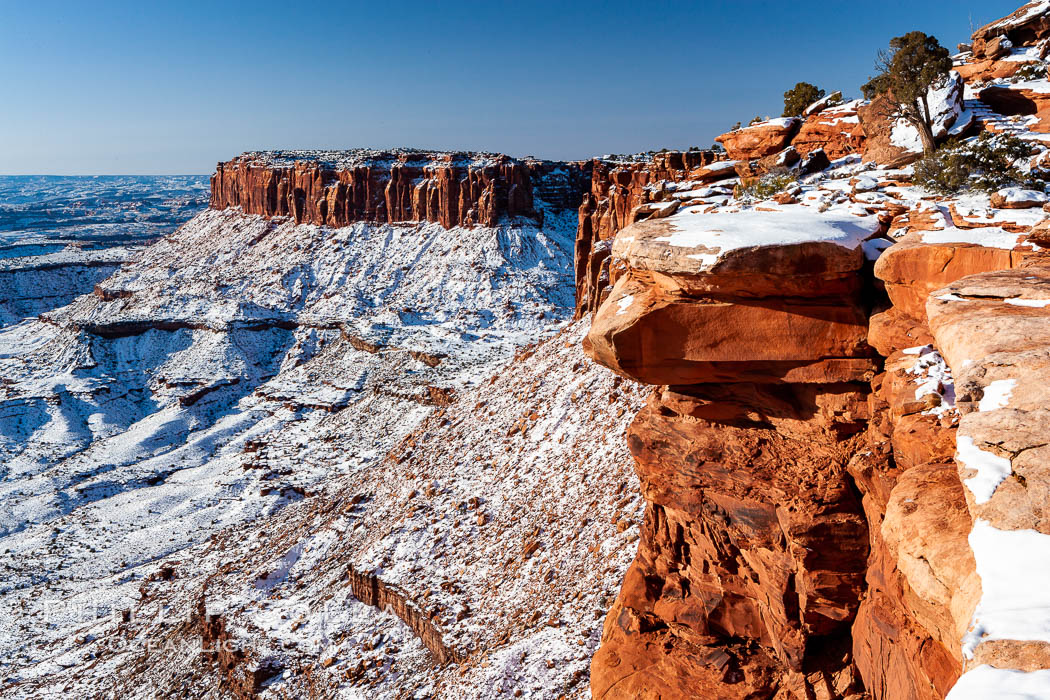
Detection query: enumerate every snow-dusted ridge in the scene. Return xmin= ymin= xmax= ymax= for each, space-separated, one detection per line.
xmin=0 ymin=196 xmax=629 ymax=698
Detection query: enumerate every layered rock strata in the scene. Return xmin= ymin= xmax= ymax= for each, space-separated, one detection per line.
xmin=584 ymin=204 xmax=884 ymax=698
xmin=210 ymin=149 xmax=591 ymax=229
xmin=578 ymin=60 xmax=1050 ymax=691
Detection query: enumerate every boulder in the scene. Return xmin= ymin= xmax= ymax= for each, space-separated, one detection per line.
xmin=715 ymin=118 xmax=801 ymax=160
xmin=585 ymin=206 xmax=882 ymax=385
xmin=873 ymin=232 xmax=1027 ymax=320
xmin=991 ymin=187 xmax=1048 ymax=209
xmin=794 ymin=100 xmax=867 ymax=159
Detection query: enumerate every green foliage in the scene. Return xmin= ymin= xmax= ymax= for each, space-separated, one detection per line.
xmin=749 ymin=116 xmax=764 ymax=125
xmin=862 ymin=31 xmax=953 ymax=154
xmin=913 ymin=133 xmax=1037 ymax=194
xmin=783 ymin=82 xmax=826 ymax=117
xmin=862 ymin=31 xmax=952 ymax=104
xmin=1013 ymin=62 xmax=1048 ymax=82
xmin=735 ymin=168 xmax=798 ymax=201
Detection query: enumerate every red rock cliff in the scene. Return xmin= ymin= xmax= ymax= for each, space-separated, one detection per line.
xmin=210 ymin=150 xmax=591 ymax=229
xmin=574 ymin=149 xmax=731 ymax=319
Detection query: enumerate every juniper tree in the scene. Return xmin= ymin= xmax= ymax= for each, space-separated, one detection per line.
xmin=782 ymin=82 xmax=826 ymax=117
xmin=862 ymin=31 xmax=953 ymax=155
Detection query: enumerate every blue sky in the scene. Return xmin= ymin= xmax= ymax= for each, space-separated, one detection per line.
xmin=0 ymin=0 xmax=1027 ymax=174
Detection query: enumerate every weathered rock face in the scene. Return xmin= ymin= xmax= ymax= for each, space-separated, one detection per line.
xmin=972 ymin=1 xmax=1050 ymax=60
xmin=873 ymin=232 xmax=1030 ymax=321
xmin=923 ymin=268 xmax=1050 ymax=684
xmin=574 ymin=150 xmax=726 ymax=318
xmin=978 ymin=85 xmax=1050 ymax=133
xmin=716 ymin=118 xmax=801 ymax=161
xmin=794 ymin=101 xmax=867 ymax=160
xmin=211 ymin=150 xmax=591 ymax=229
xmin=584 ymin=207 xmax=881 ymax=386
xmin=590 ymin=384 xmax=870 ymax=700
xmin=584 ymin=202 xmax=887 ymax=698
xmin=954 ymin=57 xmax=1035 ymax=84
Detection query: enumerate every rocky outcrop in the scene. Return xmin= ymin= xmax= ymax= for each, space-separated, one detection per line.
xmin=574 ymin=150 xmax=726 ymax=318
xmin=794 ymin=101 xmax=866 ymax=160
xmin=716 ymin=118 xmax=801 ymax=160
xmin=579 ymin=102 xmax=1050 ymax=694
xmin=978 ymin=85 xmax=1050 ymax=132
xmin=347 ymin=566 xmax=462 ymax=665
xmin=584 ymin=201 xmax=887 ymax=698
xmin=211 ymin=150 xmax=591 ymax=229
xmin=972 ymin=1 xmax=1050 ymax=60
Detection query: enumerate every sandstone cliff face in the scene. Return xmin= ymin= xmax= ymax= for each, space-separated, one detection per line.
xmin=211 ymin=150 xmax=591 ymax=230
xmin=578 ymin=50 xmax=1050 ymax=693
xmin=583 ymin=196 xmax=885 ymax=698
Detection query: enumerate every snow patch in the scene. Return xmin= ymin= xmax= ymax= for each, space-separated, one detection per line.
xmin=958 ymin=435 xmax=1013 ymax=504
xmin=979 ymin=379 xmax=1016 ymax=412
xmin=961 ymin=520 xmax=1050 ymax=658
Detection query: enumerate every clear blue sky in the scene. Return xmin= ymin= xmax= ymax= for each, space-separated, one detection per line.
xmin=0 ymin=0 xmax=1026 ymax=174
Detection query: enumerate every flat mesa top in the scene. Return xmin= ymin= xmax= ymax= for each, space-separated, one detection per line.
xmin=226 ymin=149 xmax=538 ymax=169
xmin=613 ymin=205 xmax=881 ymax=275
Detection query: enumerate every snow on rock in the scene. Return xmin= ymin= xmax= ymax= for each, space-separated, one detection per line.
xmin=978 ymin=378 xmax=1017 ymax=411
xmin=991 ymin=187 xmax=1049 ymax=209
xmin=7 ymin=320 xmax=646 ymax=699
xmin=612 ymin=203 xmax=880 ymax=275
xmin=0 ymin=176 xmax=208 ymax=328
xmin=957 ymin=435 xmax=1013 ymax=504
xmin=948 ymin=664 xmax=1050 ymax=700
xmin=961 ymin=520 xmax=1050 ymax=657
xmin=891 ymin=71 xmax=966 ymax=152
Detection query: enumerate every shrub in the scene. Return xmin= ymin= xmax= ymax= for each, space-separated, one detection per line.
xmin=735 ymin=168 xmax=798 ymax=201
xmin=749 ymin=116 xmax=764 ymax=125
xmin=783 ymin=82 xmax=826 ymax=117
xmin=913 ymin=132 xmax=1037 ymax=194
xmin=1013 ymin=62 xmax=1048 ymax=82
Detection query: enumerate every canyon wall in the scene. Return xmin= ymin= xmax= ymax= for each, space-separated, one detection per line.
xmin=578 ymin=6 xmax=1050 ymax=694
xmin=210 ymin=150 xmax=591 ymax=229
xmin=582 ymin=200 xmax=1050 ymax=699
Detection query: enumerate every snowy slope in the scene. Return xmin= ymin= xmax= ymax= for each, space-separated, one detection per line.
xmin=0 ymin=175 xmax=209 ymax=327
xmin=0 ymin=202 xmax=623 ymax=699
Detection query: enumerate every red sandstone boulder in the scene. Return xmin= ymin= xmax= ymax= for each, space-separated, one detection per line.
xmin=585 ymin=206 xmax=881 ymax=385
xmin=586 ymin=273 xmax=873 ymax=385
xmin=794 ymin=101 xmax=866 ymax=160
xmin=716 ymin=118 xmax=801 ymax=160
xmin=873 ymin=232 xmax=1030 ymax=320
xmin=991 ymin=187 xmax=1048 ymax=208
xmin=954 ymin=58 xmax=1035 ymax=84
